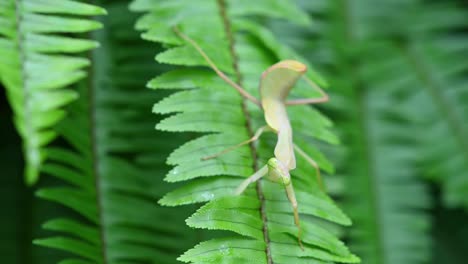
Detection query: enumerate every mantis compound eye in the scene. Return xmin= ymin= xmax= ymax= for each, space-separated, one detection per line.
xmin=267 ymin=157 xmax=279 ymax=168
xmin=267 ymin=158 xmax=291 ymax=186
xmin=280 ymin=174 xmax=291 ymax=186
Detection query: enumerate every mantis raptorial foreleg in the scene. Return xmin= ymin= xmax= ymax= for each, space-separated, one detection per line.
xmin=293 ymin=144 xmax=324 ymax=190
xmin=202 ymin=126 xmax=269 ymax=161
xmin=234 ymin=164 xmax=268 ymax=194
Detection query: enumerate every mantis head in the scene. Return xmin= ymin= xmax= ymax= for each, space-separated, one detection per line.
xmin=267 ymin=158 xmax=291 ymax=186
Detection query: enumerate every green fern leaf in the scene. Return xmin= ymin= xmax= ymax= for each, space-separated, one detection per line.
xmin=132 ymin=0 xmax=359 ymax=263
xmin=359 ymin=3 xmax=468 ymax=209
xmin=0 ymin=0 xmax=104 ymax=184
xmin=179 ymin=237 xmax=266 ymax=264
xmin=33 ymin=2 xmax=199 ymax=263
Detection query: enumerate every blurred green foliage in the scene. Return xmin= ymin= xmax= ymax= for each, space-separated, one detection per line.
xmin=1 ymin=0 xmax=467 ymax=263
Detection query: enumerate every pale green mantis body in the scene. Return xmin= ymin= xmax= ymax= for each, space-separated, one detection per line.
xmin=175 ymin=28 xmax=329 ymax=248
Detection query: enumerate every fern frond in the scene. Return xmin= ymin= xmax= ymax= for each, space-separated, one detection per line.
xmin=132 ymin=0 xmax=358 ymax=263
xmin=0 ymin=102 xmax=73 ymax=262
xmin=370 ymin=4 xmax=468 ymax=209
xmin=342 ymin=85 xmax=432 ymax=264
xmin=276 ymin=1 xmax=436 ymax=263
xmin=0 ymin=0 xmax=105 ymax=184
xmin=33 ymin=2 xmax=198 ymax=263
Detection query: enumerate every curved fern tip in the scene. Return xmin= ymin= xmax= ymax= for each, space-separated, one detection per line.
xmin=98 ymin=7 xmax=108 ymax=15
xmin=157 ymin=196 xmax=172 ymax=207
xmin=339 ymin=212 xmax=353 ymax=226
xmin=94 ymin=22 xmax=104 ymax=30
xmin=31 ymin=239 xmax=43 ymax=246
xmin=34 ymin=189 xmax=46 ymax=198
xmin=25 ymin=166 xmax=39 ymax=186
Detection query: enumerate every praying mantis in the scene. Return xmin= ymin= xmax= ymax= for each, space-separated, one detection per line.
xmin=174 ymin=27 xmax=329 ymax=248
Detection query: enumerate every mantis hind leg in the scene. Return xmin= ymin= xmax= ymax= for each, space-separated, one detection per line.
xmin=202 ymin=126 xmax=269 ymax=161
xmin=173 ymin=27 xmax=260 ymax=106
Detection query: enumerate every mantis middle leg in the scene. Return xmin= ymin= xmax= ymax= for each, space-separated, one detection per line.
xmin=285 ymin=76 xmax=329 ymax=106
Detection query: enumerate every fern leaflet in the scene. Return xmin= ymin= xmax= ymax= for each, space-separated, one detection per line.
xmin=0 ymin=0 xmax=105 ymax=184
xmin=33 ymin=2 xmax=199 ymax=263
